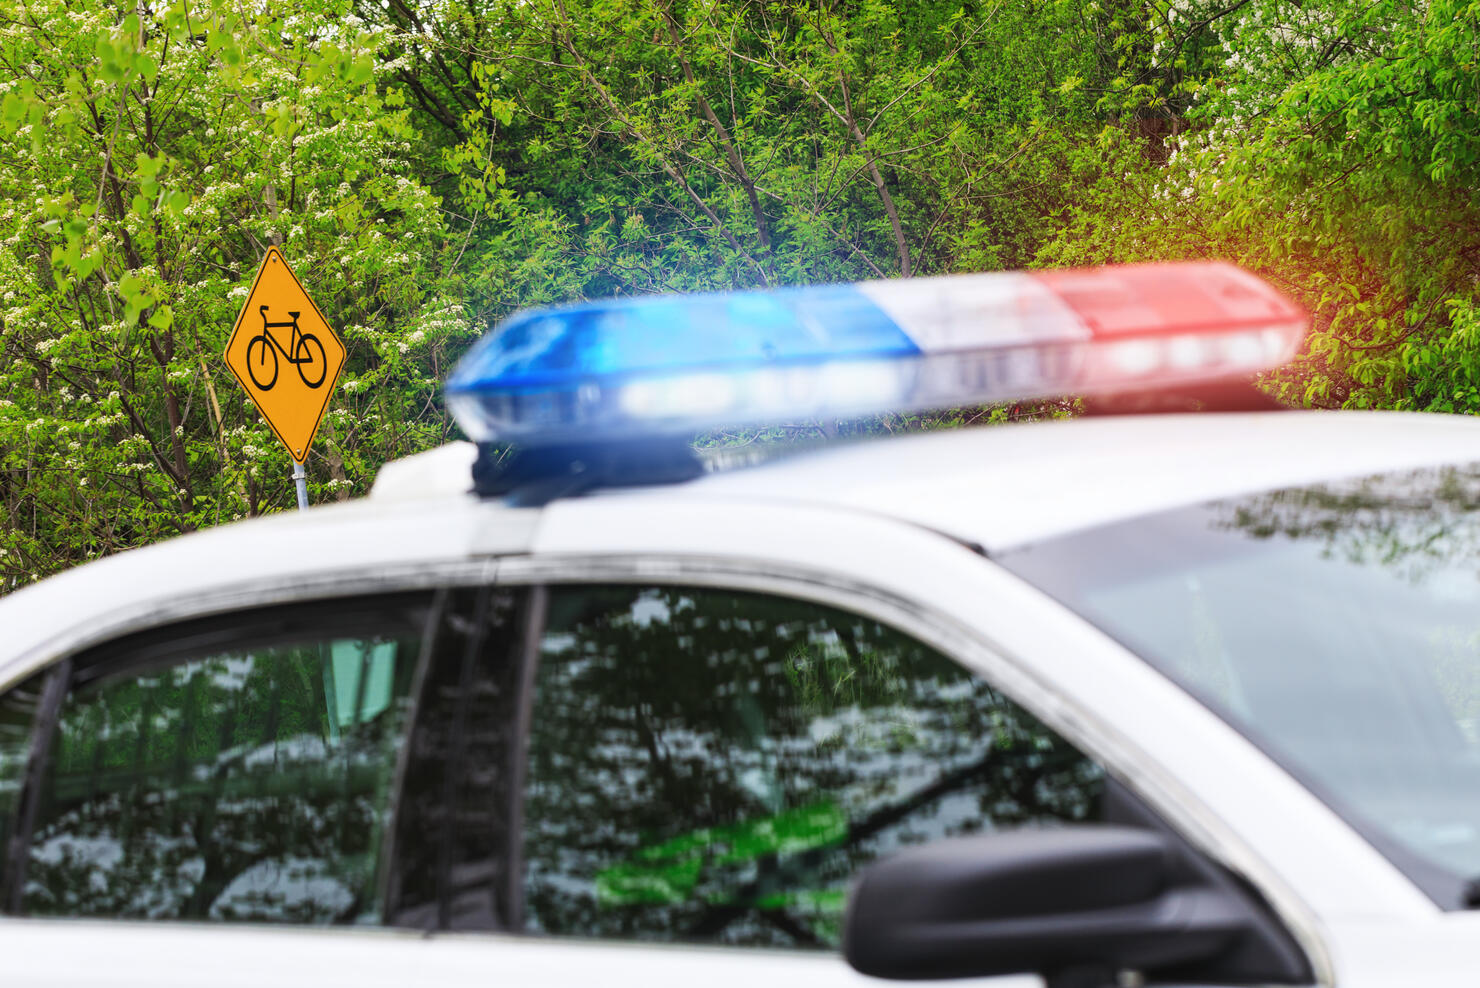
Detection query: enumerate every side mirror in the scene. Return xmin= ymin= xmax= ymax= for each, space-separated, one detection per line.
xmin=844 ymin=826 xmax=1310 ymax=986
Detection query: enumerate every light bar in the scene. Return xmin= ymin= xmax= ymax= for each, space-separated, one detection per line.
xmin=446 ymin=262 xmax=1307 ymax=445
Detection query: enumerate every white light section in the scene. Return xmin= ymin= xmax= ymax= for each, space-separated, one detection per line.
xmin=819 ymin=361 xmax=906 ymax=409
xmin=1220 ymin=331 xmax=1270 ymax=369
xmin=1104 ymin=339 xmax=1162 ymax=377
xmin=1083 ymin=321 xmax=1306 ymax=396
xmin=1166 ymin=334 xmax=1214 ymax=371
xmin=619 ymin=373 xmax=739 ymax=420
xmin=857 ymin=272 xmax=1090 ymax=349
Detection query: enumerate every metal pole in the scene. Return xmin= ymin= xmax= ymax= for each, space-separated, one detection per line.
xmin=292 ymin=459 xmax=309 ymax=511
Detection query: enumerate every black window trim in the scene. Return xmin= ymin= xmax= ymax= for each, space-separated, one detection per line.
xmin=437 ymin=586 xmax=491 ymax=930
xmin=1 ymin=657 xmax=70 ymax=913
xmin=504 ymin=584 xmax=547 ymax=933
xmin=379 ymin=582 xmax=547 ymax=933
xmin=378 ymin=586 xmax=452 ymax=920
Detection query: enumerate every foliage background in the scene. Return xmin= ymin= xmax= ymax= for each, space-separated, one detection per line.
xmin=1 ymin=0 xmax=1477 ymax=589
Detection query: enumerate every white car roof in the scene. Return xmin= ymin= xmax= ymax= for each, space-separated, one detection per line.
xmin=682 ymin=409 xmax=1480 ymax=549
xmin=3 ymin=409 xmax=1477 ymax=686
xmin=377 ymin=408 xmax=1480 ymax=551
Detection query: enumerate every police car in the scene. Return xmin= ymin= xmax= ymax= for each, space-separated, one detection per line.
xmin=0 ymin=263 xmax=1477 ymax=988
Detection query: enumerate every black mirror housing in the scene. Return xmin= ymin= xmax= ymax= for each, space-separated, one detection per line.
xmin=844 ymin=826 xmax=1311 ymax=985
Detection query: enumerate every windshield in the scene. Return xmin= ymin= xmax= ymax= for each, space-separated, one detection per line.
xmin=999 ymin=461 xmax=1480 ymax=908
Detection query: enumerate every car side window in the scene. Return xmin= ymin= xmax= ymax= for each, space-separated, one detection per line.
xmin=15 ymin=594 xmax=431 ymax=924
xmin=520 ymin=585 xmax=1106 ymax=949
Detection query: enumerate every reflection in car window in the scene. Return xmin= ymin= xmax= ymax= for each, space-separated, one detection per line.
xmin=0 ymin=673 xmax=45 ymax=892
xmin=1000 ymin=463 xmax=1480 ymax=907
xmin=23 ymin=628 xmax=419 ymax=923
xmin=521 ymin=586 xmax=1104 ymax=948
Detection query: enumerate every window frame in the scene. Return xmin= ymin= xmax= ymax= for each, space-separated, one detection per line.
xmin=0 ymin=589 xmax=449 ymax=921
xmin=0 ymin=551 xmax=1318 ymax=979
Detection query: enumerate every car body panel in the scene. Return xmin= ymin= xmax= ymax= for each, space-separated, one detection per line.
xmin=1325 ymin=914 xmax=1480 ymax=988
xmin=0 ymin=919 xmax=1034 ymax=988
xmin=4 ymin=409 xmax=1480 ymax=985
xmin=372 ymin=410 xmax=1480 ymax=554
xmin=682 ymin=410 xmax=1480 ymax=551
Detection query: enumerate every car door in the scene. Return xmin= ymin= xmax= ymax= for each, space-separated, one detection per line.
xmin=0 ymin=584 xmax=536 ymax=988
xmin=0 ymin=572 xmax=1304 ymax=988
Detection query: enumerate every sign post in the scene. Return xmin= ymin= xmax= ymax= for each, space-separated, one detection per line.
xmin=223 ymin=247 xmax=346 ymax=511
xmin=292 ymin=460 xmax=309 ymax=510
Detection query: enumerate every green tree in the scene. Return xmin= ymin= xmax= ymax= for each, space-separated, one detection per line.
xmin=1040 ymin=0 xmax=1480 ymax=413
xmin=0 ymin=1 xmax=474 ymax=588
xmin=365 ymin=0 xmax=1121 ymax=302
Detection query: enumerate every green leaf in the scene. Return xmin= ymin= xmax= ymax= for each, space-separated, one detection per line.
xmin=118 ymin=273 xmax=145 ymax=305
xmin=0 ymin=93 xmax=25 ymax=128
xmin=136 ymin=153 xmax=163 ymax=179
xmin=349 ymin=54 xmax=375 ymax=87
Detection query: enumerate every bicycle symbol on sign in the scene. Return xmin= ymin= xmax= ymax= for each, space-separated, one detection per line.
xmin=246 ymin=305 xmax=327 ymax=391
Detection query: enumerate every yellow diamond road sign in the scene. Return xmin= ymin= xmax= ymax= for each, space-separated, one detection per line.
xmin=224 ymin=247 xmax=345 ymax=462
